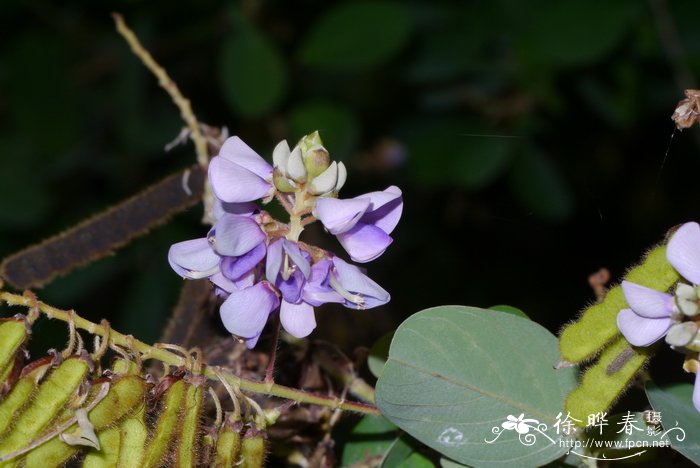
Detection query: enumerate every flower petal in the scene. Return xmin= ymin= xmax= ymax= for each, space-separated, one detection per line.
xmin=218 ymin=136 xmax=272 ymax=179
xmin=219 ymin=282 xmax=279 ymax=340
xmin=282 ymin=240 xmax=311 ymax=278
xmin=212 ymin=199 xmax=257 ymax=221
xmin=272 ymin=140 xmax=290 ymax=175
xmin=280 ymin=300 xmax=316 ymax=338
xmin=168 ymin=238 xmax=220 ymax=279
xmin=621 ymin=281 xmax=674 ymax=319
xmin=337 ymin=223 xmax=393 ymax=263
xmin=213 ymin=214 xmax=265 ymax=257
xmin=693 ymin=371 xmax=700 ymax=412
xmin=209 ymin=156 xmax=273 ymax=203
xmin=277 ymin=270 xmax=305 ymax=303
xmin=266 ymin=239 xmax=284 ymax=283
xmin=667 ymin=222 xmax=700 ymax=284
xmin=358 ymin=186 xmax=403 ymax=235
xmin=221 ymin=242 xmax=267 ymax=280
xmin=616 ymin=308 xmax=672 ymax=346
xmin=332 ymin=257 xmax=390 ymax=308
xmin=314 ymin=197 xmax=370 ymax=235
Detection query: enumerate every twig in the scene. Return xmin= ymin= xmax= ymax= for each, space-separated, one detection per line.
xmin=0 ymin=291 xmax=379 ymax=416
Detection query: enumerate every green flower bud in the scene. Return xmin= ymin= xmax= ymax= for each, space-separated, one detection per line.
xmin=286 ymin=146 xmax=307 ymax=183
xmin=666 ymin=321 xmax=698 ymax=347
xmin=273 ymin=167 xmax=298 ymax=193
xmin=303 ymin=145 xmax=330 ymax=179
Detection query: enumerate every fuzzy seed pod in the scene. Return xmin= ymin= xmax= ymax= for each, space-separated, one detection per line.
xmin=213 ymin=418 xmax=243 ymax=468
xmin=142 ymin=375 xmax=187 ymax=468
xmin=239 ymin=428 xmax=266 ymax=468
xmin=174 ymin=378 xmax=205 ymax=467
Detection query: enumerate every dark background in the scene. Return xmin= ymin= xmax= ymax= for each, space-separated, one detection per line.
xmin=1 ymin=0 xmax=700 ymax=385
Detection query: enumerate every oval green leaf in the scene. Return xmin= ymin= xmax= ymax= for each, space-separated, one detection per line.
xmin=645 ymin=381 xmax=700 ymax=465
xmin=376 ymin=306 xmax=577 ymax=467
xmin=368 ymin=331 xmax=395 ymax=379
xmin=219 ymin=24 xmax=287 ymax=118
xmin=300 ymin=1 xmax=411 ymax=70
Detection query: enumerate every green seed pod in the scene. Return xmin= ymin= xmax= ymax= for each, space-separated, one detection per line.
xmin=565 ymin=336 xmax=653 ymax=425
xmin=24 ymin=373 xmax=148 ymax=467
xmin=239 ymin=428 xmax=267 ymax=468
xmin=82 ymin=426 xmax=121 ymax=468
xmin=0 ymin=354 xmax=90 ymax=460
xmin=0 ymin=357 xmax=52 ymax=438
xmin=559 ymin=244 xmax=678 ymax=363
xmin=0 ymin=318 xmax=28 ymax=387
xmin=213 ymin=419 xmax=242 ymax=468
xmin=141 ymin=376 xmax=187 ymax=468
xmin=174 ymin=379 xmax=205 ymax=468
xmin=117 ymin=406 xmax=147 ymax=468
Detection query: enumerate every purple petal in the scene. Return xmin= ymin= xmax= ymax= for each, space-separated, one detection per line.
xmin=218 ymin=136 xmax=273 ymax=179
xmin=667 ymin=222 xmax=700 ymax=284
xmin=332 ymin=257 xmax=390 ymax=308
xmin=337 ymin=223 xmax=393 ymax=263
xmin=693 ymin=371 xmax=700 ymax=412
xmin=209 ymin=156 xmax=273 ymax=203
xmin=213 ymin=199 xmax=258 ymax=220
xmin=621 ymin=281 xmax=674 ymax=319
xmin=266 ymin=239 xmax=284 ymax=283
xmin=245 ymin=333 xmax=262 ymax=349
xmin=210 ymin=272 xmax=236 ymax=295
xmin=280 ymin=300 xmax=316 ymax=338
xmin=221 ymin=242 xmax=267 ymax=280
xmin=219 ymin=282 xmax=280 ymax=340
xmin=213 ymin=214 xmax=265 ymax=257
xmin=314 ymin=197 xmax=370 ymax=235
xmin=303 ymin=288 xmax=344 ymax=307
xmin=277 ymin=270 xmax=305 ymax=303
xmin=282 ymin=240 xmax=311 ymax=278
xmin=168 ymin=238 xmax=220 ymax=279
xmin=616 ymin=308 xmax=673 ymax=346
xmin=358 ymin=186 xmax=403 ymax=235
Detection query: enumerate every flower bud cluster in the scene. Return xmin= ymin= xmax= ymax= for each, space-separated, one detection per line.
xmin=169 ymin=132 xmax=402 ymax=347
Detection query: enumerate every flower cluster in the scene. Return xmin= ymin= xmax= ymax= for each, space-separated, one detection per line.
xmin=616 ymin=222 xmax=700 ymax=411
xmin=168 ymin=132 xmax=402 ymax=347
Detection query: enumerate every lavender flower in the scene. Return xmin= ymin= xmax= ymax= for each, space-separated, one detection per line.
xmin=314 ymin=186 xmax=403 ymax=263
xmin=169 ymin=132 xmax=401 ymax=349
xmin=617 ymin=221 xmax=700 ymax=411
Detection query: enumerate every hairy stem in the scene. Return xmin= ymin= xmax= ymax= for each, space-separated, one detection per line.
xmin=0 ymin=291 xmax=379 ymax=416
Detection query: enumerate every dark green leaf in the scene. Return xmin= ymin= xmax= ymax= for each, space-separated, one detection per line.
xmin=376 ymin=306 xmax=577 ymax=466
xmin=489 ymin=305 xmax=529 ymax=319
xmin=341 ymin=415 xmax=398 ymax=466
xmin=368 ymin=332 xmax=395 ymax=379
xmin=300 ymin=1 xmax=411 ymax=70
xmin=510 ymin=147 xmax=573 ymax=221
xmin=645 ymin=382 xmax=700 ymax=464
xmin=382 ymin=434 xmax=434 ymax=468
xmin=219 ymin=24 xmax=287 ymax=118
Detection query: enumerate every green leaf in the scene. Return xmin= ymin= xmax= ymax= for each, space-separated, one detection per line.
xmin=340 ymin=415 xmax=398 ymax=466
xmin=300 ymin=1 xmax=411 ymax=70
xmin=488 ymin=305 xmax=529 ymax=319
xmin=645 ymin=382 xmax=700 ymax=464
xmin=404 ymin=120 xmax=511 ymax=189
xmin=368 ymin=332 xmax=394 ymax=379
xmin=288 ymin=102 xmax=359 ymax=161
xmin=376 ymin=306 xmax=577 ymax=467
xmin=219 ymin=23 xmax=287 ymax=118
xmin=510 ymin=147 xmax=573 ymax=221
xmin=382 ymin=434 xmax=435 ymax=468
xmin=517 ymin=1 xmax=633 ymax=68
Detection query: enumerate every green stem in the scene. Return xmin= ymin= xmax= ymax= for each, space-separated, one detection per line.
xmin=0 ymin=291 xmax=380 ymax=416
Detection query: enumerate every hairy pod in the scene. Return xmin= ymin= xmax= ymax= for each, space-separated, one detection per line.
xmin=142 ymin=375 xmax=187 ymax=468
xmin=213 ymin=418 xmax=243 ymax=468
xmin=24 ymin=373 xmax=148 ymax=466
xmin=565 ymin=336 xmax=653 ymax=425
xmin=559 ymin=245 xmax=678 ymax=363
xmin=0 ymin=318 xmax=28 ymax=390
xmin=239 ymin=428 xmax=267 ymax=468
xmin=0 ymin=354 xmax=91 ymax=462
xmin=117 ymin=405 xmax=147 ymax=468
xmin=0 ymin=357 xmax=52 ymax=439
xmin=82 ymin=426 xmax=121 ymax=467
xmin=174 ymin=377 xmax=205 ymax=468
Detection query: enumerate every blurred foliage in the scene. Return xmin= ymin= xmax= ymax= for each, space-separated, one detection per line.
xmin=2 ymin=0 xmax=700 ymax=390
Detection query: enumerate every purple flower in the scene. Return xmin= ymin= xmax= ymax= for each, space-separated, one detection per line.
xmin=328 ymin=257 xmax=390 ymax=309
xmin=616 ymin=281 xmax=674 ymax=346
xmin=617 ymin=221 xmax=700 ymax=412
xmin=219 ymin=281 xmax=280 ymax=348
xmin=209 ymin=136 xmax=275 ymax=203
xmin=314 ymin=186 xmax=403 ymax=263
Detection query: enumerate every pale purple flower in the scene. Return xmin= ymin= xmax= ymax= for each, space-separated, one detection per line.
xmin=616 ymin=221 xmax=700 ymax=412
xmin=328 ymin=257 xmax=391 ymax=309
xmin=219 ymin=281 xmax=280 ymax=348
xmin=314 ymin=186 xmax=403 ymax=263
xmin=209 ymin=136 xmax=275 ymax=203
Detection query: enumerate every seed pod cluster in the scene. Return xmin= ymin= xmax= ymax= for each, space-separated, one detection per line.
xmin=0 ymin=314 xmax=270 ymax=467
